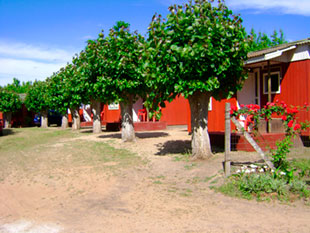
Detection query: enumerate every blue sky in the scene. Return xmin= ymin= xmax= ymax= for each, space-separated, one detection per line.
xmin=0 ymin=0 xmax=310 ymax=86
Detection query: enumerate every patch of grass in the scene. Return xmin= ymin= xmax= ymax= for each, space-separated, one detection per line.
xmin=291 ymin=158 xmax=310 ymax=179
xmin=217 ymin=173 xmax=310 ymax=202
xmin=0 ymin=128 xmax=143 ymax=180
xmin=180 ymin=188 xmax=192 ymax=197
xmin=173 ymin=153 xmax=191 ymax=162
xmin=0 ymin=128 xmax=75 ymax=153
xmin=63 ymin=140 xmax=142 ymax=172
xmin=185 ymin=174 xmax=217 ymax=184
xmin=184 ymin=163 xmax=197 ymax=170
xmin=150 ymin=175 xmax=165 ymax=185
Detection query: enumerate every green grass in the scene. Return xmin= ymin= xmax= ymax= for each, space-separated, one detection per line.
xmin=291 ymin=158 xmax=310 ymax=178
xmin=0 ymin=128 xmax=75 ymax=152
xmin=0 ymin=128 xmax=142 ymax=180
xmin=217 ymin=172 xmax=310 ymax=202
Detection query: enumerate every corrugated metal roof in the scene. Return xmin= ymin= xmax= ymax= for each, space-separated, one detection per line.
xmin=248 ymin=38 xmax=310 ymax=59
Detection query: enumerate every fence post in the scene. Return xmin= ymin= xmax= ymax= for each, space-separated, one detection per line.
xmin=224 ymin=102 xmax=231 ymax=177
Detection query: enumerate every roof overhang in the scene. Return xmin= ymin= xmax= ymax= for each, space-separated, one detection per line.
xmin=245 ymin=45 xmax=296 ymax=65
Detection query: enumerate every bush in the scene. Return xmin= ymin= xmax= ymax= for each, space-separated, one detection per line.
xmin=218 ymin=172 xmax=310 ymax=202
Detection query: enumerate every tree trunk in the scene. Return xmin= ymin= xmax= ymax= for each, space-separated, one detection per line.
xmin=41 ymin=111 xmax=48 ymax=128
xmin=61 ymin=114 xmax=69 ymax=129
xmin=71 ymin=108 xmax=81 ymax=131
xmin=120 ymin=95 xmax=135 ymax=142
xmin=4 ymin=112 xmax=12 ymax=129
xmin=188 ymin=92 xmax=212 ymax=160
xmin=91 ymin=100 xmax=102 ymax=134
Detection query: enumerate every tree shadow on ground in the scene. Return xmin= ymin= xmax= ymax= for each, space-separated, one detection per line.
xmin=80 ymin=129 xmax=94 ymax=134
xmin=136 ymin=132 xmax=169 ymax=138
xmin=1 ymin=129 xmax=17 ymax=136
xmin=98 ymin=132 xmax=169 ymax=140
xmin=155 ymin=140 xmax=225 ymax=156
xmin=155 ymin=140 xmax=192 ymax=156
xmin=98 ymin=133 xmax=122 ymax=139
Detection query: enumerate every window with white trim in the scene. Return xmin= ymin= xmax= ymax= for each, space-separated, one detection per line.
xmin=263 ymin=71 xmax=281 ymax=94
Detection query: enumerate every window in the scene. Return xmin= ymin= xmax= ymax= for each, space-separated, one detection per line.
xmin=263 ymin=71 xmax=281 ymax=94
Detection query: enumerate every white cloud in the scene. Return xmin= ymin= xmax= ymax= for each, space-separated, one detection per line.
xmin=227 ymin=0 xmax=310 ymax=16
xmin=0 ymin=58 xmax=67 ymax=86
xmin=0 ymin=41 xmax=73 ymax=62
xmin=0 ymin=41 xmax=75 ymax=86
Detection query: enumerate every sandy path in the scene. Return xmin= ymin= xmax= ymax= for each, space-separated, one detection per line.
xmin=1 ymin=127 xmax=310 ymax=232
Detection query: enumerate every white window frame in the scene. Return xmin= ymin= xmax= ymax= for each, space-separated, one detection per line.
xmin=208 ymin=97 xmax=212 ymax=111
xmin=263 ymin=71 xmax=281 ymax=94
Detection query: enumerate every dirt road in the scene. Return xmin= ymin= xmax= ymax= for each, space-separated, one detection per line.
xmin=0 ymin=127 xmax=309 ymax=232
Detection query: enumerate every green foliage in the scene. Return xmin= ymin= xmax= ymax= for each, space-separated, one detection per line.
xmin=3 ymin=78 xmax=32 ymax=94
xmin=291 ymin=159 xmax=310 ymax=178
xmin=24 ymin=80 xmax=51 ymax=114
xmin=231 ymin=101 xmax=309 ymax=179
xmin=219 ymin=172 xmax=310 ymax=201
xmin=0 ymin=90 xmax=22 ymax=113
xmin=95 ymin=21 xmax=146 ymax=104
xmin=248 ymin=28 xmax=287 ymax=52
xmin=61 ymin=62 xmax=89 ymax=110
xmin=47 ymin=71 xmax=71 ymax=115
xmin=144 ymin=0 xmax=249 ymax=111
xmin=74 ymin=38 xmax=109 ymax=103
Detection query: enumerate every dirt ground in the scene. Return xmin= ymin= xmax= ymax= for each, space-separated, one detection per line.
xmin=1 ymin=126 xmax=310 ymax=233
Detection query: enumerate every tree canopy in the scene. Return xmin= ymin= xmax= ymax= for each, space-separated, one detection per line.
xmin=24 ymin=80 xmax=51 ymax=114
xmin=0 ymin=90 xmax=22 ymax=113
xmin=145 ymin=0 xmax=249 ymax=105
xmin=95 ymin=21 xmax=146 ymax=104
xmin=144 ymin=0 xmax=249 ymax=158
xmin=248 ymin=29 xmax=287 ymax=52
xmin=3 ymin=78 xmax=32 ymax=94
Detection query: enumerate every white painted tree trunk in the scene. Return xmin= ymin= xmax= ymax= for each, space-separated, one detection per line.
xmin=120 ymin=96 xmax=135 ymax=142
xmin=41 ymin=111 xmax=48 ymax=128
xmin=91 ymin=100 xmax=102 ymax=134
xmin=188 ymin=92 xmax=212 ymax=160
xmin=71 ymin=108 xmax=81 ymax=131
xmin=4 ymin=112 xmax=12 ymax=129
xmin=61 ymin=114 xmax=69 ymax=129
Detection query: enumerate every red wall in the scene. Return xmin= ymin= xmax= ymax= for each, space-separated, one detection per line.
xmin=160 ymin=95 xmax=189 ymax=125
xmin=187 ymin=97 xmax=237 ymax=132
xmin=259 ymin=60 xmax=310 ymax=135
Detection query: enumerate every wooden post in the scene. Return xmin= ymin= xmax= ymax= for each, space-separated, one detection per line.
xmin=231 ymin=117 xmax=275 ymax=169
xmin=267 ymin=60 xmax=272 ymax=133
xmin=224 ymin=102 xmax=231 ymax=177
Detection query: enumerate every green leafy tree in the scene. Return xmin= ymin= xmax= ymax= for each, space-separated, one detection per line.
xmin=94 ymin=21 xmax=146 ymax=141
xmin=74 ymin=40 xmax=111 ymax=134
xmin=248 ymin=29 xmax=287 ymax=52
xmin=47 ymin=70 xmax=72 ymax=129
xmin=4 ymin=78 xmax=32 ymax=94
xmin=144 ymin=0 xmax=249 ymax=159
xmin=0 ymin=90 xmax=22 ymax=128
xmin=24 ymin=80 xmax=51 ymax=128
xmin=61 ymin=62 xmax=89 ymax=130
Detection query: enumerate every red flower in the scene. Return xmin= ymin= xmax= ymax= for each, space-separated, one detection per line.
xmin=281 ymin=115 xmax=287 ymax=121
xmin=294 ymin=123 xmax=301 ymax=131
xmin=292 ymin=107 xmax=299 ymax=114
xmin=230 ymin=106 xmax=238 ymax=115
xmin=240 ymin=104 xmax=245 ymax=108
xmin=288 ymin=120 xmax=294 ymax=128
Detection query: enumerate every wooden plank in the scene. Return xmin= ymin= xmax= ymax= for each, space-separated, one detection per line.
xmin=231 ymin=117 xmax=274 ymax=169
xmin=224 ymin=103 xmax=231 ymax=177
